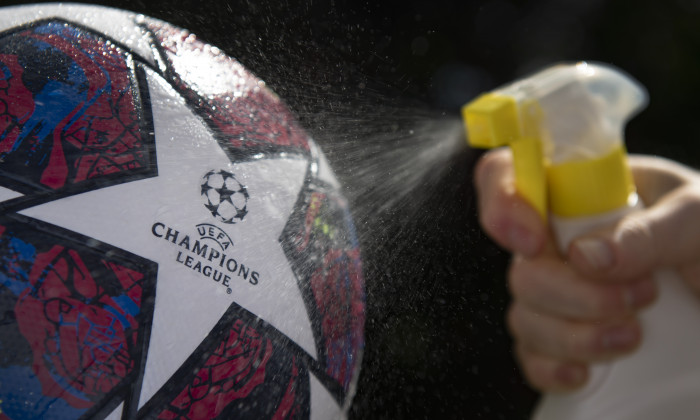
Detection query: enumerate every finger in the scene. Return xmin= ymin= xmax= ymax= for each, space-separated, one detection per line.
xmin=569 ymin=184 xmax=700 ymax=281
xmin=509 ymin=255 xmax=657 ymax=321
xmin=515 ymin=344 xmax=589 ymax=392
xmin=507 ymin=303 xmax=642 ymax=362
xmin=474 ymin=148 xmax=546 ymax=257
xmin=629 ymin=155 xmax=699 ymax=205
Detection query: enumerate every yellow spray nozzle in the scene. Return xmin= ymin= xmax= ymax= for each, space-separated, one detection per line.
xmin=462 ymin=93 xmax=548 ymax=220
xmin=461 ymin=93 xmax=520 ymax=149
xmin=463 ymin=63 xmax=647 ymax=226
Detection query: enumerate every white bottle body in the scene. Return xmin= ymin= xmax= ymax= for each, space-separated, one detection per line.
xmin=533 ymin=199 xmax=700 ymax=420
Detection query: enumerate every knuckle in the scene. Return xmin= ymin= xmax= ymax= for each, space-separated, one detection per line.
xmin=507 ymin=257 xmax=527 ymax=294
xmin=505 ymin=304 xmax=523 ymax=337
xmin=682 ymin=183 xmax=700 ymax=204
xmin=617 ymin=216 xmax=656 ymax=264
xmin=523 ymin=362 xmax=549 ymax=391
xmin=477 ymin=187 xmax=510 ymax=233
xmin=561 ymin=330 xmax=580 ymax=357
xmin=516 ymin=348 xmax=570 ymax=392
xmin=474 ymin=149 xmax=507 ymax=191
xmin=562 ymin=325 xmax=593 ymax=359
xmin=619 ymin=217 xmax=654 ymax=245
xmin=478 ymin=205 xmax=500 ymax=235
xmin=571 ymin=321 xmax=640 ymax=361
xmin=514 ymin=346 xmax=544 ymax=387
xmin=587 ymin=286 xmax=626 ymax=319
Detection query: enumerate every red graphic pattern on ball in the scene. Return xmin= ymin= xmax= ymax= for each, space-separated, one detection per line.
xmin=0 ymin=53 xmax=34 ymax=155
xmin=311 ymin=248 xmax=364 ymax=390
xmin=283 ymin=190 xmax=365 ymax=392
xmin=148 ymin=23 xmax=310 ymax=159
xmin=0 ymin=21 xmax=149 ymax=193
xmin=15 ymin=245 xmax=142 ymax=408
xmin=156 ymin=319 xmax=305 ymax=419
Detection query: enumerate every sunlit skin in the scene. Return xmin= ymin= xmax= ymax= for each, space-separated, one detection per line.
xmin=474 ymin=148 xmax=700 ymax=391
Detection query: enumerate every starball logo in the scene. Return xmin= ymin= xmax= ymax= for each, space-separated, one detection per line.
xmin=200 ymin=170 xmax=249 ymax=224
xmin=149 ymin=169 xmax=260 ymax=294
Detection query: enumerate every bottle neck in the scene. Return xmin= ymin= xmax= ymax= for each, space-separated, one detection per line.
xmin=550 ymin=193 xmax=641 ymax=253
xmin=547 ymin=144 xmax=634 ymax=218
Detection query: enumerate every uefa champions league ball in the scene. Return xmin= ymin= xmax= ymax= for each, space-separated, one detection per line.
xmin=0 ymin=4 xmax=364 ymax=419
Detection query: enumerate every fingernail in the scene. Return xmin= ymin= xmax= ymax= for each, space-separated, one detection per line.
xmin=555 ymin=364 xmax=586 ymax=387
xmin=601 ymin=326 xmax=639 ymax=351
xmin=573 ymin=238 xmax=615 ymax=271
xmin=508 ymin=225 xmax=540 ymax=256
xmin=624 ymin=280 xmax=657 ymax=310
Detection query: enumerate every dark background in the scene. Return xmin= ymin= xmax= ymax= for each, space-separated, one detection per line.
xmin=6 ymin=1 xmax=700 ymax=418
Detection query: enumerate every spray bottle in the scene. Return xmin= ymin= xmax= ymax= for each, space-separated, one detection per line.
xmin=462 ymin=62 xmax=700 ymax=420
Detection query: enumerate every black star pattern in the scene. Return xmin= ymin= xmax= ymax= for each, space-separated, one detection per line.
xmin=200 ymin=181 xmax=213 ymax=196
xmin=204 ymin=202 xmax=220 ymax=217
xmin=201 ymin=169 xmax=249 ymax=224
xmin=216 ymin=186 xmax=234 ymax=204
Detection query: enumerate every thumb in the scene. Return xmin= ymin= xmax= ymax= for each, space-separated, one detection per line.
xmin=568 ymin=184 xmax=700 ymax=282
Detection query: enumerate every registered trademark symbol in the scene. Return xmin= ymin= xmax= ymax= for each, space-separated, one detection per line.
xmin=227 ymin=288 xmax=232 ymax=294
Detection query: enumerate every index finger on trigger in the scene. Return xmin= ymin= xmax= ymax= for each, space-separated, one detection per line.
xmin=475 ymin=148 xmax=546 ymax=257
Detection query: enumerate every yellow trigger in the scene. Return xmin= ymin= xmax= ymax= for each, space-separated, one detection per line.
xmin=462 ymin=93 xmax=548 ymax=220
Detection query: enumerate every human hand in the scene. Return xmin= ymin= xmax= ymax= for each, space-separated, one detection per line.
xmin=474 ymin=149 xmax=700 ymax=392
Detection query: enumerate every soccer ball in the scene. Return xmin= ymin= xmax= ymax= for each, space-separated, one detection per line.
xmin=0 ymin=4 xmax=364 ymax=420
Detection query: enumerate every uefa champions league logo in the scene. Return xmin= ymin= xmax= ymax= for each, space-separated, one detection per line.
xmin=146 ymin=169 xmax=260 ymax=293
xmin=201 ymin=170 xmax=249 ymax=224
